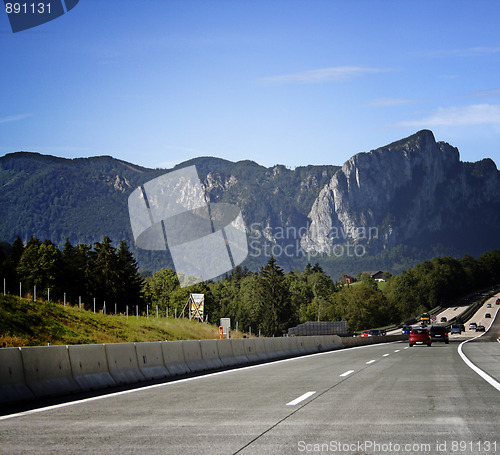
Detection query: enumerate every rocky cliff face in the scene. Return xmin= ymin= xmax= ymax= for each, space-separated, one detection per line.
xmin=301 ymin=130 xmax=500 ymax=254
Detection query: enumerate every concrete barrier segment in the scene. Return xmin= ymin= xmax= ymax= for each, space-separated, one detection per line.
xmin=229 ymin=339 xmax=250 ymax=365
xmin=294 ymin=336 xmax=308 ymax=354
xmin=275 ymin=337 xmax=299 ymax=357
xmin=216 ymin=339 xmax=238 ymax=367
xmin=0 ymin=347 xmax=35 ymax=405
xmin=302 ymin=336 xmax=320 ymax=354
xmin=21 ymin=345 xmax=81 ymax=399
xmin=182 ymin=340 xmax=208 ymax=373
xmin=135 ymin=342 xmax=171 ymax=380
xmin=241 ymin=338 xmax=260 ymax=363
xmin=104 ymin=343 xmax=146 ymax=385
xmin=161 ymin=341 xmax=190 ymax=376
xmin=68 ymin=344 xmax=116 ymax=391
xmin=199 ymin=339 xmax=224 ymax=370
xmin=263 ymin=337 xmax=285 ymax=360
xmin=252 ymin=338 xmax=271 ymax=361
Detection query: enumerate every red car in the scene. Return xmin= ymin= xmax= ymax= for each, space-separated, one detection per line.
xmin=409 ymin=328 xmax=432 ymax=347
xmin=360 ymin=330 xmax=370 ymax=337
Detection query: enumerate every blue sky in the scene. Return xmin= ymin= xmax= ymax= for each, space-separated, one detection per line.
xmin=1 ymin=0 xmax=500 ymax=169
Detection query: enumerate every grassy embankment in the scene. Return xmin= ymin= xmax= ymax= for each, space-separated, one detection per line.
xmin=0 ymin=294 xmax=242 ymax=347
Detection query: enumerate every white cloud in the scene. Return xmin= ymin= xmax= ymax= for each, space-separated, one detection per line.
xmin=396 ymin=104 xmax=500 ymax=127
xmin=0 ymin=113 xmax=30 ymax=124
xmin=259 ymin=66 xmax=389 ymax=84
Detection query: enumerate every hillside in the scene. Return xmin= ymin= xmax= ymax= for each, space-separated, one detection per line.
xmin=1 ymin=130 xmax=500 ymax=278
xmin=0 ymin=294 xmax=241 ymax=347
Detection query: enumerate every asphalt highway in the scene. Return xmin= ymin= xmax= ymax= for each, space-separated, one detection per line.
xmin=2 ymin=322 xmax=500 ymax=455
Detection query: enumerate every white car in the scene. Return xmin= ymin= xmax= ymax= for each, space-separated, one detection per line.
xmin=469 ymin=322 xmax=477 ymax=330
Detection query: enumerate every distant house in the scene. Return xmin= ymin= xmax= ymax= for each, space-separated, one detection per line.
xmin=341 ymin=274 xmax=355 ymax=285
xmin=364 ymin=270 xmax=387 ymax=282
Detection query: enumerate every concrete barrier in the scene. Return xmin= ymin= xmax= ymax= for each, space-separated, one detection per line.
xmin=302 ymin=336 xmax=320 ymax=354
xmin=135 ymin=342 xmax=171 ymax=380
xmin=199 ymin=339 xmax=224 ymax=370
xmin=286 ymin=337 xmax=302 ymax=356
xmin=242 ymin=338 xmax=260 ymax=363
xmin=230 ymin=339 xmax=250 ymax=365
xmin=21 ymin=345 xmax=81 ymax=399
xmin=0 ymin=347 xmax=35 ymax=405
xmin=105 ymin=343 xmax=145 ymax=385
xmin=68 ymin=344 xmax=116 ymax=391
xmin=329 ymin=335 xmax=344 ymax=350
xmin=294 ymin=336 xmax=309 ymax=354
xmin=342 ymin=334 xmax=406 ymax=348
xmin=314 ymin=336 xmax=327 ymax=352
xmin=182 ymin=340 xmax=208 ymax=373
xmin=2 ymin=333 xmax=410 ymax=407
xmin=161 ymin=341 xmax=190 ymax=376
xmin=274 ymin=337 xmax=297 ymax=357
xmin=316 ymin=336 xmax=329 ymax=351
xmin=252 ymin=338 xmax=270 ymax=361
xmin=263 ymin=338 xmax=282 ymax=360
xmin=217 ymin=339 xmax=238 ymax=367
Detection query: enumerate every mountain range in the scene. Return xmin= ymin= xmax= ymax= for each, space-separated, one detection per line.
xmin=1 ymin=130 xmax=499 ymax=279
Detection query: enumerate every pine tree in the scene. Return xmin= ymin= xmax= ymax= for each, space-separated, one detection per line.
xmin=3 ymin=236 xmax=25 ymax=294
xmin=256 ymin=257 xmax=291 ymax=337
xmin=16 ymin=238 xmax=62 ymax=298
xmin=61 ymin=238 xmax=89 ymax=303
xmin=87 ymin=236 xmax=120 ymax=307
xmin=116 ymin=240 xmax=144 ymax=311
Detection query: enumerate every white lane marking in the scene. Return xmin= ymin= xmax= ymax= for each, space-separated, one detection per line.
xmin=366 ymin=360 xmax=376 ymax=364
xmin=394 ymin=349 xmax=400 ymax=352
xmin=286 ymin=391 xmax=316 ymax=406
xmin=340 ymin=370 xmax=354 ymax=377
xmin=404 ymin=347 xmax=409 ymax=350
xmin=383 ymin=354 xmax=390 ymax=357
xmin=458 ymin=335 xmax=500 ymax=393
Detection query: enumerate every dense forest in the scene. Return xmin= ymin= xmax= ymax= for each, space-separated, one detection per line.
xmin=1 ymin=236 xmax=499 ymax=336
xmin=0 ymin=236 xmax=143 ymax=313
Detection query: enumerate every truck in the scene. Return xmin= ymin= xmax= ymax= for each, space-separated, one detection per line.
xmin=420 ymin=312 xmax=431 ymax=324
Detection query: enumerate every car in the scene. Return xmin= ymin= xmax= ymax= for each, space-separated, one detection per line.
xmin=469 ymin=322 xmax=477 ymax=330
xmin=440 ymin=316 xmax=447 ymax=322
xmin=475 ymin=324 xmax=485 ymax=332
xmin=487 ymin=303 xmax=492 ymax=308
xmin=401 ymin=325 xmax=412 ymax=335
xmin=496 ymin=298 xmax=500 ymax=305
xmin=360 ymin=330 xmax=370 ymax=337
xmin=485 ymin=313 xmax=491 ymax=318
xmin=369 ymin=329 xmax=386 ymax=336
xmin=409 ymin=328 xmax=432 ymax=347
xmin=429 ymin=326 xmax=449 ymax=344
xmin=450 ymin=325 xmax=461 ymax=335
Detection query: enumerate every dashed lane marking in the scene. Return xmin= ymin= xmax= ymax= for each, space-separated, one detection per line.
xmin=286 ymin=391 xmax=316 ymax=406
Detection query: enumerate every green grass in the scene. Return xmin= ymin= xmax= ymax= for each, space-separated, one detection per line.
xmin=0 ymin=294 xmax=243 ymax=347
xmin=377 ymin=281 xmax=388 ymax=291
